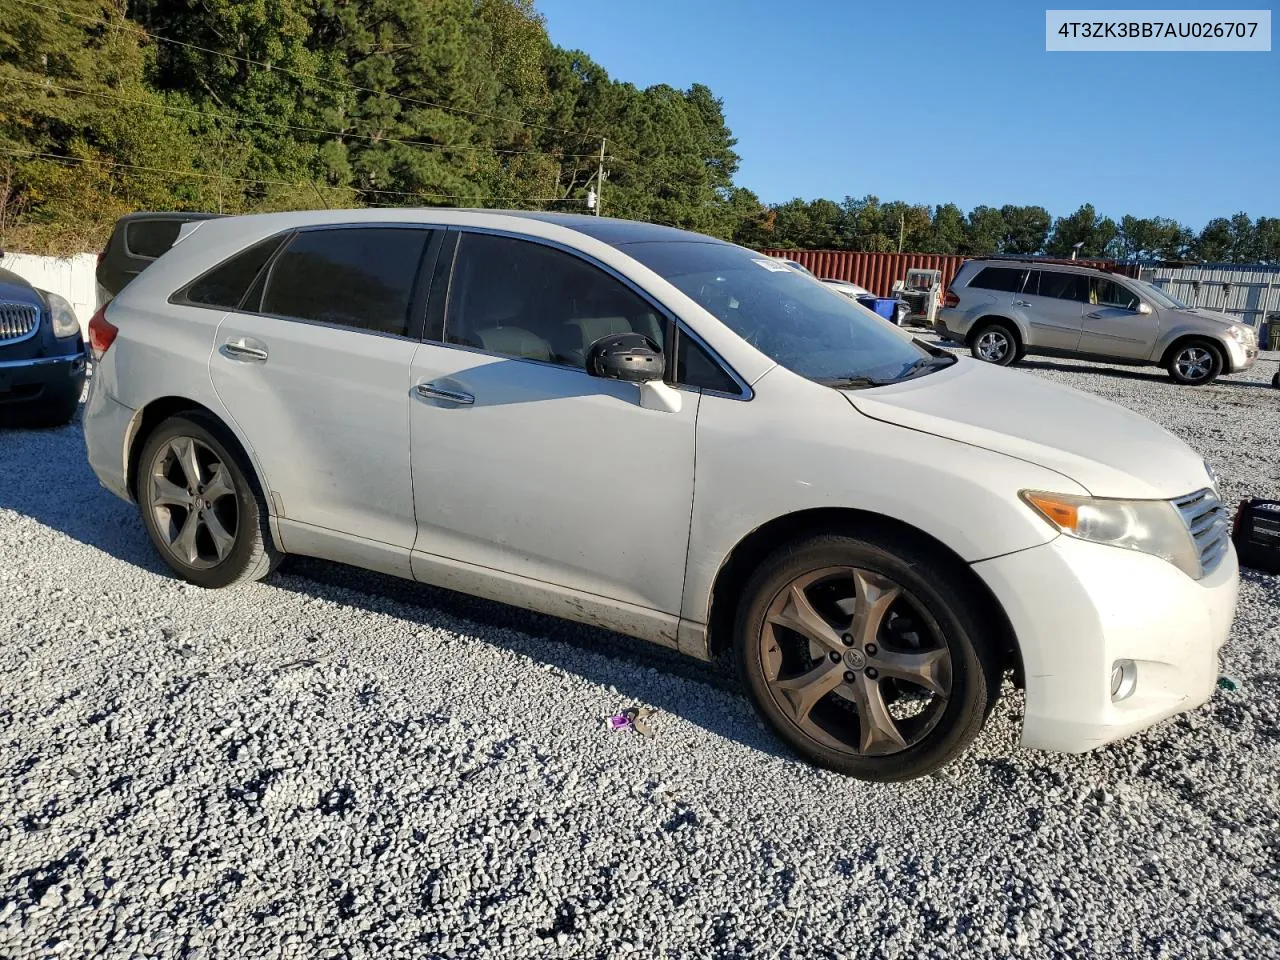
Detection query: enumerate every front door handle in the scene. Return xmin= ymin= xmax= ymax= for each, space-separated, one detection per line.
xmin=1086 ymin=311 xmax=1103 ymax=319
xmin=1014 ymin=300 xmax=1032 ymax=307
xmin=220 ymin=339 xmax=269 ymax=363
xmin=415 ymin=382 xmax=474 ymax=405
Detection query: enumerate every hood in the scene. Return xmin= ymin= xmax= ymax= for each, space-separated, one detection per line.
xmin=844 ymin=358 xmax=1213 ymax=500
xmin=1177 ymin=307 xmax=1238 ymax=327
xmin=0 ymin=267 xmax=40 ymax=306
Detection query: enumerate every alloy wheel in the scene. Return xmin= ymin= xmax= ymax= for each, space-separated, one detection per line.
xmin=758 ymin=567 xmax=953 ymax=757
xmin=975 ymin=330 xmax=1010 ymax=362
xmin=148 ymin=436 xmax=239 ymax=569
xmin=1174 ymin=346 xmax=1214 ymax=382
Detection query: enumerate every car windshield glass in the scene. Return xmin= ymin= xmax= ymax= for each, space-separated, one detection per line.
xmin=1133 ymin=279 xmax=1187 ymax=309
xmin=622 ymin=241 xmax=944 ymax=386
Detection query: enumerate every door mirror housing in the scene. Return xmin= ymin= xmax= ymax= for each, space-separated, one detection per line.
xmin=1136 ymin=301 xmax=1153 ymax=315
xmin=586 ymin=332 xmax=665 ymax=383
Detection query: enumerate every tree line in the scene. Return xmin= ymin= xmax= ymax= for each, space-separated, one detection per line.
xmin=737 ymin=196 xmax=1280 ymax=264
xmin=1 ymin=0 xmax=740 ymax=254
xmin=0 ymin=2 xmax=1274 ymax=264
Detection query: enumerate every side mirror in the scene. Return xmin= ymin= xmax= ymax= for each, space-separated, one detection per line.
xmin=1136 ymin=302 xmax=1153 ymax=315
xmin=586 ymin=332 xmax=664 ymax=383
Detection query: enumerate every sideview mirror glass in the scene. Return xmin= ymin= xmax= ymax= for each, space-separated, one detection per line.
xmin=1136 ymin=302 xmax=1153 ymax=315
xmin=586 ymin=332 xmax=665 ymax=383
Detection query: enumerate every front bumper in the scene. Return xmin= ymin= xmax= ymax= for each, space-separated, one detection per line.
xmin=973 ymin=533 xmax=1237 ymax=753
xmin=1225 ymin=337 xmax=1258 ymax=373
xmin=0 ymin=351 xmax=87 ymax=413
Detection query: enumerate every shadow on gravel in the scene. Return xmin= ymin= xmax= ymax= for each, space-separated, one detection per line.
xmin=0 ymin=408 xmax=171 ymax=578
xmin=274 ymin=554 xmax=796 ymax=762
xmin=1017 ymin=357 xmax=1280 ymax=391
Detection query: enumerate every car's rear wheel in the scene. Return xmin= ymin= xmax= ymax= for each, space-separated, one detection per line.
xmin=734 ymin=533 xmax=1002 ymax=781
xmin=1167 ymin=340 xmax=1224 ymax=385
xmin=970 ymin=322 xmax=1018 ymax=366
xmin=137 ymin=414 xmax=280 ymax=588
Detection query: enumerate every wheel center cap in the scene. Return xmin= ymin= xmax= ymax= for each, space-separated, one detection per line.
xmin=843 ymin=649 xmax=866 ymax=670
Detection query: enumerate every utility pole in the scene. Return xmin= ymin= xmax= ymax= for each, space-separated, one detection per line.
xmin=898 ymin=211 xmax=905 ymax=253
xmin=595 ymin=137 xmax=606 ymax=217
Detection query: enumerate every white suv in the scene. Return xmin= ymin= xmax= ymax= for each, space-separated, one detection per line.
xmin=82 ymin=210 xmax=1238 ymax=781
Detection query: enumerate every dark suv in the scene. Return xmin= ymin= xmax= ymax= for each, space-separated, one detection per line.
xmin=0 ymin=259 xmax=87 ymax=426
xmin=97 ymin=212 xmax=221 ymax=301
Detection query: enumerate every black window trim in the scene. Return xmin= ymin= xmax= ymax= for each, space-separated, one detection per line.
xmin=170 ymin=223 xmax=442 ymax=343
xmin=433 ymin=225 xmax=752 ymax=401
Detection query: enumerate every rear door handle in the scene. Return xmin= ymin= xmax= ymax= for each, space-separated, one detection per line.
xmin=219 ymin=338 xmax=269 ymax=363
xmin=415 ymin=382 xmax=474 ymax=405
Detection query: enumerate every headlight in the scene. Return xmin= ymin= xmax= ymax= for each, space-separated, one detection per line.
xmin=41 ymin=291 xmax=81 ymax=339
xmin=1020 ymin=490 xmax=1200 ymax=578
xmin=1226 ymin=324 xmax=1251 ymax=345
xmin=1203 ymin=459 xmax=1220 ymax=495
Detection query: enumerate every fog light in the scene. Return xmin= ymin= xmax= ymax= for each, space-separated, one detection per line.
xmin=1111 ymin=659 xmax=1137 ymax=702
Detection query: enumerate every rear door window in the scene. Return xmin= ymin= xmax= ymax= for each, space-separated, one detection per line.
xmin=261 ymin=227 xmax=430 ymax=337
xmin=1037 ymin=271 xmax=1088 ymax=302
xmin=968 ymin=266 xmax=1025 ymax=293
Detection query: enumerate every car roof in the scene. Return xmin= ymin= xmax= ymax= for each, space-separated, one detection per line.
xmin=967 ymin=258 xmax=1114 ymax=277
xmin=447 ymin=210 xmax=727 ymax=248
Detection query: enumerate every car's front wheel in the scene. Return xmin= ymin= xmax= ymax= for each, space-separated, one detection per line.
xmin=137 ymin=414 xmax=281 ymax=588
xmin=734 ymin=533 xmax=1002 ymax=781
xmin=970 ymin=322 xmax=1018 ymax=366
xmin=1167 ymin=340 xmax=1224 ymax=386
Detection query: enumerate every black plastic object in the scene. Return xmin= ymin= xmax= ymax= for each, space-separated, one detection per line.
xmin=586 ymin=332 xmax=664 ymax=383
xmin=1232 ymin=499 xmax=1280 ymax=574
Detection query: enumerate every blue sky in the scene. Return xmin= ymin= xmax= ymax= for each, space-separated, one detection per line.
xmin=535 ymin=0 xmax=1278 ymax=228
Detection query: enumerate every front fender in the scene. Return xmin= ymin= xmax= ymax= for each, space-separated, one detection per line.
xmin=681 ymin=367 xmax=1087 ymax=626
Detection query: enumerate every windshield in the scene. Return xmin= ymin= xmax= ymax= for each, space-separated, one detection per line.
xmin=623 ymin=241 xmax=949 ymax=386
xmin=1133 ymin=278 xmax=1188 ymax=310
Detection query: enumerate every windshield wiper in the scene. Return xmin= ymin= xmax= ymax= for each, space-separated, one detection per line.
xmin=892 ymin=355 xmax=956 ymax=381
xmin=821 ymin=376 xmax=888 ymax=390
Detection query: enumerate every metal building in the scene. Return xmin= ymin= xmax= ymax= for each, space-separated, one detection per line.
xmin=1139 ymin=263 xmax=1280 ymax=332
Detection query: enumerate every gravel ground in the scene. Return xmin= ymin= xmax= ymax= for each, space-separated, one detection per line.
xmin=1 ymin=349 xmax=1278 ymax=960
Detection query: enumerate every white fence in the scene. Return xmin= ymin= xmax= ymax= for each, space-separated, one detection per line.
xmin=0 ymin=252 xmax=101 ymax=338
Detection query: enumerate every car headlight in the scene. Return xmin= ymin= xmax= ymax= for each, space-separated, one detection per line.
xmin=1203 ymin=459 xmax=1221 ymax=496
xmin=41 ymin=290 xmax=81 ymax=339
xmin=1226 ymin=324 xmax=1252 ymax=345
xmin=1020 ymin=490 xmax=1200 ymax=578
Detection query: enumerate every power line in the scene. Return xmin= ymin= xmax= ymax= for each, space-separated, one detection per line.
xmin=0 ymin=148 xmax=590 ymax=205
xmin=12 ymin=0 xmax=611 ymax=143
xmin=7 ymin=75 xmax=613 ymax=161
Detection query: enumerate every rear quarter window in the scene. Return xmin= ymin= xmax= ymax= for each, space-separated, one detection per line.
xmin=968 ymin=266 xmax=1026 ymax=293
xmin=179 ymin=235 xmax=288 ymax=310
xmin=125 ymin=219 xmax=185 ymax=260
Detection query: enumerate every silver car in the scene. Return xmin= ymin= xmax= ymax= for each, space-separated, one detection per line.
xmin=936 ymin=259 xmax=1259 ymax=385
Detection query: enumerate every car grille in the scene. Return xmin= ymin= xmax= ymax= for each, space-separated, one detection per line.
xmin=0 ymin=301 xmax=39 ymax=344
xmin=1174 ymin=488 xmax=1231 ymax=577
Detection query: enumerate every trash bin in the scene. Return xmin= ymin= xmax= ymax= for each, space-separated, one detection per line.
xmin=1270 ymin=322 xmax=1280 ymax=351
xmin=867 ymin=298 xmax=897 ymax=321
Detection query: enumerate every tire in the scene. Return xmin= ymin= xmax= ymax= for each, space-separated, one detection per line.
xmin=1271 ymin=370 xmax=1279 ymax=389
xmin=969 ymin=322 xmax=1019 ymax=366
xmin=137 ymin=413 xmax=281 ymax=588
xmin=1166 ymin=339 xmax=1225 ymax=385
xmin=734 ymin=533 xmax=1002 ymax=781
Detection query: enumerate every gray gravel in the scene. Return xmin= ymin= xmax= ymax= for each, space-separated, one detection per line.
xmin=1 ymin=350 xmax=1278 ymax=960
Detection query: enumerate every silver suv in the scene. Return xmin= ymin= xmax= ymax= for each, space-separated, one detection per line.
xmin=936 ymin=259 xmax=1259 ymax=385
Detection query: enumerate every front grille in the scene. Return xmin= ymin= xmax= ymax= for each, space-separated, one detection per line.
xmin=1174 ymin=488 xmax=1231 ymax=577
xmin=0 ymin=301 xmax=39 ymax=344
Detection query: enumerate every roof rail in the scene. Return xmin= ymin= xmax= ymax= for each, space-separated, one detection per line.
xmin=970 ymin=254 xmax=1122 ymax=272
